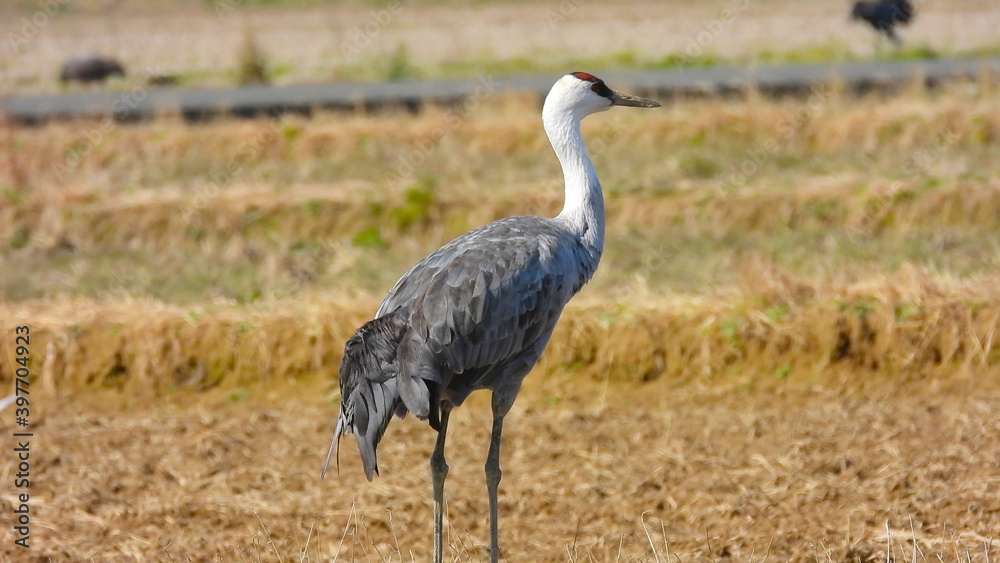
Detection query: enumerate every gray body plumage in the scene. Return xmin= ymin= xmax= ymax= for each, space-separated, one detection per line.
xmin=327 ymin=214 xmax=600 ymax=480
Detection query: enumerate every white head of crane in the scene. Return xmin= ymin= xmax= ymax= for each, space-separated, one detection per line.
xmin=543 ymin=72 xmax=660 ymax=262
xmin=545 ymin=71 xmax=661 ymax=119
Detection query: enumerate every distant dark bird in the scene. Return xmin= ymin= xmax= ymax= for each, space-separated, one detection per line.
xmin=851 ymin=0 xmax=916 ymax=45
xmin=59 ymin=55 xmax=125 ymax=84
xmin=323 ymin=72 xmax=660 ymax=563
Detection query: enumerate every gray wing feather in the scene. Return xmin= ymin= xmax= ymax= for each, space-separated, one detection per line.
xmin=379 ymin=217 xmax=589 ymax=400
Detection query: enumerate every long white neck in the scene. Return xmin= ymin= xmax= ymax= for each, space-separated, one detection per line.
xmin=543 ymin=100 xmax=605 ymax=259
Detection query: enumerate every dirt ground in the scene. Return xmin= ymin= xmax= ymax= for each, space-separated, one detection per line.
xmin=2 ymin=373 xmax=997 ymax=562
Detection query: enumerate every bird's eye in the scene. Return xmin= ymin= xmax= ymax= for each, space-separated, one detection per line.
xmin=590 ymin=81 xmax=612 ymax=98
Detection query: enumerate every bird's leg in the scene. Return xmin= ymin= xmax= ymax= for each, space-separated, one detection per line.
xmin=431 ymin=403 xmax=452 ymax=563
xmin=486 ymin=396 xmax=509 ymax=563
xmin=888 ymin=28 xmax=901 ymax=47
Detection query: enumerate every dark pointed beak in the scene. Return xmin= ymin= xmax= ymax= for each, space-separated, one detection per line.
xmin=610 ymin=90 xmax=661 ymax=108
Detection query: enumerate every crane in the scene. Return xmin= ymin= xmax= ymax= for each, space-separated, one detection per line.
xmin=323 ymin=71 xmax=660 ymax=563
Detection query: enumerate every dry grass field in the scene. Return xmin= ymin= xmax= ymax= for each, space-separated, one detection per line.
xmin=3 ymin=0 xmax=1000 ymax=92
xmin=2 ymin=82 xmax=999 ymax=560
xmin=3 ymin=3 xmax=1000 ymax=559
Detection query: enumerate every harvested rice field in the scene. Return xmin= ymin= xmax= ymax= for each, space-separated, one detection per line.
xmin=2 ymin=2 xmax=1000 ymax=560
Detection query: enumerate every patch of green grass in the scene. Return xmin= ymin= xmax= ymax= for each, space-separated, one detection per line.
xmin=2 ymin=187 xmax=24 ymax=205
xmin=966 ymin=42 xmax=1000 ymax=58
xmin=834 ymin=298 xmax=877 ymax=318
xmin=765 ymin=304 xmax=791 ymax=322
xmin=893 ymin=44 xmax=941 ymax=61
xmin=969 ymin=116 xmax=995 ymax=146
xmin=389 ymin=177 xmax=436 ymax=230
xmin=680 ymin=154 xmax=722 ymax=180
xmin=8 ymin=227 xmax=31 ymax=250
xmin=382 ymin=44 xmax=418 ymax=82
xmin=227 ymin=388 xmax=251 ymax=403
xmin=751 ymin=40 xmax=939 ymax=65
xmin=775 ymin=364 xmax=792 ymax=381
xmin=806 ymin=199 xmax=845 ymax=223
xmin=721 ymin=319 xmax=744 ymax=352
xmin=894 ymin=303 xmax=920 ymax=324
xmin=302 ymin=199 xmax=325 ymax=217
xmin=755 ymin=42 xmax=856 ymax=65
xmin=653 ymin=52 xmax=723 ymax=70
xmin=280 ymin=120 xmax=304 ymax=142
xmin=352 ymin=226 xmax=386 ymax=249
xmin=597 ymin=302 xmax=630 ymax=328
xmin=236 ymin=28 xmax=270 ymax=86
xmin=269 ymin=61 xmax=296 ymax=81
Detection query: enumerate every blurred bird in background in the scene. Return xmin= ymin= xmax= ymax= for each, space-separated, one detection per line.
xmin=850 ymin=0 xmax=916 ymax=46
xmin=59 ymin=55 xmax=125 ymax=84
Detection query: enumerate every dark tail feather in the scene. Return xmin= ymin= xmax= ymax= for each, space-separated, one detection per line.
xmin=321 ymin=416 xmax=345 ymax=481
xmin=323 ymin=312 xmax=408 ymax=482
xmin=352 ymin=374 xmax=402 ymax=481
